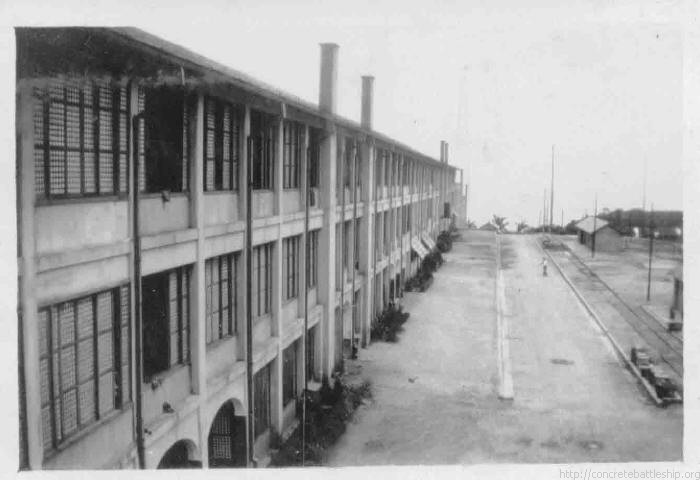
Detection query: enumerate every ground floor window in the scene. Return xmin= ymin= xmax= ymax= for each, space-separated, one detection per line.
xmin=282 ymin=342 xmax=298 ymax=406
xmin=306 ymin=326 xmax=316 ymax=382
xmin=253 ymin=364 xmax=271 ymax=438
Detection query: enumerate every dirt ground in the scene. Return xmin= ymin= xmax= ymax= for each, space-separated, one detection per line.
xmin=325 ymin=231 xmax=682 ymax=466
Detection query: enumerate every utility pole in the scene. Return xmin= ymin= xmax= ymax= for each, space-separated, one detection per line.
xmin=646 ymin=203 xmax=655 ymax=301
xmin=642 ymin=156 xmax=647 ymax=211
xmin=543 ymin=188 xmax=547 ymax=233
xmin=550 ymin=145 xmax=554 ymax=233
xmin=592 ymin=194 xmax=598 ymax=258
xmin=561 ymin=209 xmax=564 ymax=230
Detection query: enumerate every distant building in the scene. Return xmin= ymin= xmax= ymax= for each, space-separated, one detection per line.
xmin=574 ymin=216 xmax=623 ymax=253
xmin=478 ymin=222 xmax=498 ymax=232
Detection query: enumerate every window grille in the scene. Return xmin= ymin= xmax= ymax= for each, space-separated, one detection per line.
xmin=283 ymin=236 xmax=300 ymax=300
xmin=205 ymin=253 xmax=237 ymax=343
xmin=250 ymin=110 xmax=275 ymax=190
xmin=204 ymin=96 xmax=241 ymax=191
xmin=33 ymin=79 xmax=129 ymax=199
xmin=282 ymin=342 xmax=297 ymax=406
xmin=251 ymin=243 xmax=273 ymax=317
xmin=283 ymin=121 xmax=303 ymax=189
xmin=253 ymin=364 xmax=271 ymax=438
xmin=307 ymin=230 xmax=319 ymax=288
xmin=38 ymin=285 xmax=130 ymax=453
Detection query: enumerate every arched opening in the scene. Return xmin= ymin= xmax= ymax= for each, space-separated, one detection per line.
xmin=208 ymin=400 xmax=247 ymax=468
xmin=158 ymin=439 xmax=201 ymax=469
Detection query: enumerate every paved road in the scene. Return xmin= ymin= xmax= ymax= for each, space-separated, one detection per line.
xmin=325 ymin=232 xmax=681 ymax=466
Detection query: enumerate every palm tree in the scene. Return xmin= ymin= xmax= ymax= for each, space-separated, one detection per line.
xmin=492 ymin=215 xmax=508 ymax=232
xmin=516 ymin=221 xmax=529 ymax=233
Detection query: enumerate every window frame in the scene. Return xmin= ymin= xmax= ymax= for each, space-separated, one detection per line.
xmin=203 ymin=96 xmax=241 ymax=192
xmin=205 ymin=253 xmax=238 ymax=344
xmin=250 ymin=110 xmax=276 ymax=190
xmin=252 ymin=243 xmax=273 ymax=317
xmin=37 ymin=285 xmax=131 ymax=454
xmin=282 ymin=121 xmax=303 ymax=189
xmin=283 ymin=236 xmax=300 ymax=300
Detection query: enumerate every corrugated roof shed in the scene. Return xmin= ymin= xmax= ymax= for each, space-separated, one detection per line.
xmin=575 ymin=216 xmax=609 ymax=234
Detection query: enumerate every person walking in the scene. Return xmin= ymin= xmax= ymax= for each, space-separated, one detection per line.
xmin=542 ymin=256 xmax=548 ymax=277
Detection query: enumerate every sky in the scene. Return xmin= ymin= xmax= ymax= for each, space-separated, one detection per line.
xmin=2 ymin=0 xmax=684 ymax=228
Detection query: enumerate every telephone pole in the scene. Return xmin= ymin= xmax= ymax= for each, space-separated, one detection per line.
xmin=550 ymin=145 xmax=554 ymax=233
xmin=592 ymin=194 xmax=598 ymax=258
xmin=646 ymin=203 xmax=655 ymax=301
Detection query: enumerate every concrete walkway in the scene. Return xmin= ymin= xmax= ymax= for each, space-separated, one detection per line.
xmin=325 ymin=231 xmax=681 ymax=466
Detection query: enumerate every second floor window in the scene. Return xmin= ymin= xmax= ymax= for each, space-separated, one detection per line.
xmin=283 ymin=236 xmax=300 ymax=300
xmin=142 ymin=266 xmax=190 ymax=380
xmin=38 ymin=285 xmax=131 ymax=453
xmin=33 ymin=79 xmax=129 ymax=199
xmin=205 ymin=253 xmax=238 ymax=344
xmin=204 ymin=96 xmax=241 ymax=192
xmin=137 ymin=86 xmax=189 ymax=193
xmin=308 ymin=230 xmax=319 ymax=288
xmin=308 ymin=127 xmax=321 ymax=188
xmin=252 ymin=243 xmax=273 ymax=317
xmin=282 ymin=121 xmax=303 ymax=189
xmin=250 ymin=110 xmax=276 ymax=190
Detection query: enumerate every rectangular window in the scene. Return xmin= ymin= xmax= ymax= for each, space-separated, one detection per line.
xmin=282 ymin=121 xmax=303 ymax=189
xmin=204 ymin=96 xmax=241 ymax=192
xmin=38 ymin=285 xmax=131 ymax=452
xmin=137 ymin=86 xmax=188 ymax=193
xmin=375 ymin=215 xmax=381 ymax=259
xmin=205 ymin=253 xmax=238 ymax=344
xmin=250 ymin=110 xmax=276 ymax=190
xmin=308 ymin=127 xmax=321 ymax=188
xmin=252 ymin=243 xmax=273 ymax=317
xmin=33 ymin=79 xmax=129 ymax=199
xmin=283 ymin=236 xmax=300 ymax=300
xmin=282 ymin=342 xmax=298 ymax=406
xmin=307 ymin=230 xmax=319 ymax=288
xmin=253 ymin=364 xmax=271 ymax=438
xmin=142 ymin=267 xmax=190 ymax=380
xmin=306 ymin=326 xmax=316 ymax=382
xmin=344 ymin=138 xmax=353 ymax=189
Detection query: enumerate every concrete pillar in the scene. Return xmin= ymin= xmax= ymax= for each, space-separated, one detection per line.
xmin=359 ymin=138 xmax=374 ymax=347
xmin=319 ymin=43 xmax=339 ymax=115
xmin=318 ymin=125 xmax=337 ymax=378
xmin=17 ymin=81 xmax=42 ymax=469
xmin=189 ymin=93 xmax=209 ymax=468
xmin=361 ymin=76 xmax=374 ymax=130
xmin=271 ymin=114 xmax=284 ymax=434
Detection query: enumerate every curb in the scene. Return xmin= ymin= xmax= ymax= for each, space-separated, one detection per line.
xmin=536 ymin=237 xmax=664 ymax=407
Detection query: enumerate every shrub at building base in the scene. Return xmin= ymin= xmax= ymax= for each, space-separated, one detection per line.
xmin=370 ymin=303 xmax=410 ymax=342
xmin=437 ymin=230 xmax=453 ymax=253
xmin=270 ymin=377 xmax=372 ymax=467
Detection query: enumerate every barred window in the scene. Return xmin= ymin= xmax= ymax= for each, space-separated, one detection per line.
xmin=307 ymin=230 xmax=319 ymax=288
xmin=283 ymin=236 xmax=300 ymax=300
xmin=306 ymin=325 xmax=316 ymax=382
xmin=251 ymin=243 xmax=273 ymax=317
xmin=282 ymin=342 xmax=298 ymax=406
xmin=250 ymin=110 xmax=276 ymax=190
xmin=253 ymin=363 xmax=271 ymax=438
xmin=308 ymin=127 xmax=321 ymax=188
xmin=205 ymin=253 xmax=237 ymax=344
xmin=282 ymin=121 xmax=303 ymax=189
xmin=136 ymin=86 xmax=189 ymax=193
xmin=33 ymin=79 xmax=128 ymax=199
xmin=142 ymin=267 xmax=190 ymax=380
xmin=38 ymin=285 xmax=131 ymax=453
xmin=204 ymin=96 xmax=241 ymax=192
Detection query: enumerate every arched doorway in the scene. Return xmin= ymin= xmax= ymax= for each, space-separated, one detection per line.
xmin=208 ymin=401 xmax=246 ymax=468
xmin=158 ymin=439 xmax=201 ymax=469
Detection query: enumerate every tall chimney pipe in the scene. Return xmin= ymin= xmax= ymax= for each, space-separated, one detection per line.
xmin=361 ymin=75 xmax=374 ymax=130
xmin=319 ymin=43 xmax=339 ymax=114
xmin=444 ymin=142 xmax=449 ymax=164
xmin=440 ymin=140 xmax=446 ymax=163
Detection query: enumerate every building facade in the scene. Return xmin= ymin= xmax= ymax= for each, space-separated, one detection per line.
xmin=16 ymin=27 xmax=465 ymax=469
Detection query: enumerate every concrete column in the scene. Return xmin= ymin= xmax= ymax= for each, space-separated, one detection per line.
xmin=271 ymin=114 xmax=284 ymax=434
xmin=359 ymin=138 xmax=374 ymax=347
xmin=298 ymin=126 xmax=309 ymax=318
xmin=189 ymin=93 xmax=209 ymax=468
xmin=318 ymin=125 xmax=337 ymax=378
xmin=17 ymin=81 xmax=42 ymax=469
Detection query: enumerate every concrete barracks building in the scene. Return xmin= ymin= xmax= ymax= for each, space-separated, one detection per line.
xmin=16 ymin=28 xmax=465 ymax=469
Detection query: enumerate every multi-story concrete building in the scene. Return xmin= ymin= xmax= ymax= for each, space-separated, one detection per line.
xmin=16 ymin=27 xmax=465 ymax=469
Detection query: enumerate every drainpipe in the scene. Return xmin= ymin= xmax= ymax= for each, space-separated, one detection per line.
xmin=350 ymin=142 xmax=358 ymax=359
xmin=372 ymin=147 xmax=379 ymax=330
xmin=399 ymin=155 xmax=404 ymax=302
xmin=245 ymin=136 xmax=255 ymax=466
xmin=302 ymin=136 xmax=310 ymax=465
xmin=339 ymin=139 xmax=346 ymax=372
xmin=131 ymin=109 xmax=146 ymax=469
